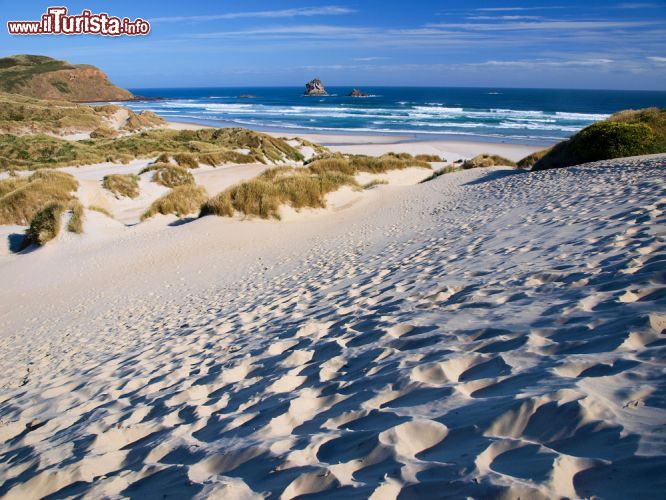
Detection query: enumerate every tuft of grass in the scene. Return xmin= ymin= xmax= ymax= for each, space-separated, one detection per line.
xmin=414 ymin=154 xmax=443 ymax=162
xmin=462 ymin=154 xmax=516 ymax=169
xmin=66 ymin=200 xmax=84 ymax=233
xmin=142 ymin=185 xmax=208 ymax=220
xmin=140 ymin=163 xmax=194 ymax=188
xmin=102 ymin=174 xmax=140 ymax=199
xmin=201 ymin=167 xmax=357 ymax=220
xmin=173 ymin=152 xmax=199 ymax=168
xmin=362 ymin=179 xmax=388 ymax=189
xmin=24 ymin=201 xmax=65 ymax=246
xmin=420 ymin=165 xmax=460 ymax=182
xmin=0 ymin=169 xmax=78 ymax=225
xmin=532 ymin=109 xmax=666 ymax=170
xmin=88 ymin=205 xmax=113 ymax=218
xmin=155 ymin=152 xmax=171 ymax=164
xmin=517 ymin=149 xmax=550 ymax=169
xmin=90 ymin=125 xmax=118 ymax=139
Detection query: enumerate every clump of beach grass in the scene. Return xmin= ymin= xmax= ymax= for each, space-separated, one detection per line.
xmin=23 ymin=199 xmax=84 ymax=246
xmin=420 ymin=165 xmax=461 ymax=183
xmin=462 ymin=154 xmax=516 ymax=169
xmin=66 ymin=200 xmax=84 ymax=233
xmin=102 ymin=173 xmax=140 ymax=199
xmin=0 ymin=169 xmax=78 ymax=225
xmin=90 ymin=125 xmax=118 ymax=139
xmin=140 ymin=163 xmax=194 ymax=188
xmin=173 ymin=152 xmax=199 ymax=168
xmin=414 ymin=154 xmax=443 ymax=162
xmin=201 ymin=166 xmax=357 ymax=220
xmin=517 ymin=149 xmax=550 ymax=168
xmin=142 ymin=185 xmax=208 ymax=220
xmin=88 ymin=205 xmax=113 ymax=218
xmin=362 ymin=179 xmax=388 ymax=189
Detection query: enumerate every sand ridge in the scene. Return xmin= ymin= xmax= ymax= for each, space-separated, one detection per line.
xmin=0 ymin=156 xmax=664 ymax=498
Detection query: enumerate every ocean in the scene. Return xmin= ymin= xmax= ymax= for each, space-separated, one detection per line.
xmin=122 ymin=87 xmax=666 ymax=145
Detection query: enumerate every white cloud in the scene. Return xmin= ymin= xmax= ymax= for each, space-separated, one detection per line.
xmin=152 ymin=6 xmax=355 ymax=23
xmin=648 ymin=55 xmax=666 ymax=63
xmin=616 ymin=3 xmax=661 ymax=8
xmin=353 ymin=56 xmax=391 ymax=61
xmin=427 ymin=20 xmax=658 ymax=31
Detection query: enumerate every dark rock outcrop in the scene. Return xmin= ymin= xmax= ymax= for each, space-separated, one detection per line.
xmin=304 ymin=78 xmax=327 ymax=96
xmin=348 ymin=88 xmax=369 ymax=97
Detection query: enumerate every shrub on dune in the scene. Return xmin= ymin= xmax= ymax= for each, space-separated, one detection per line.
xmin=462 ymin=154 xmax=516 ymax=169
xmin=142 ymin=185 xmax=207 ymax=220
xmin=414 ymin=154 xmax=443 ymax=162
xmin=532 ymin=107 xmax=666 ymax=171
xmin=24 ymin=201 xmax=66 ymax=245
xmin=0 ymin=169 xmax=78 ymax=225
xmin=201 ymin=167 xmax=357 ymax=220
xmin=141 ymin=163 xmax=194 ymax=188
xmin=102 ymin=173 xmax=140 ymax=199
xmin=173 ymin=152 xmax=199 ymax=168
xmin=89 ymin=125 xmax=118 ymax=139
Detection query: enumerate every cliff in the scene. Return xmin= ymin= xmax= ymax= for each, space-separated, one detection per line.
xmin=0 ymin=55 xmax=134 ymax=102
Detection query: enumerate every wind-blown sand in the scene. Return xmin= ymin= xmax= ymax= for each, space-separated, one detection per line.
xmin=0 ymin=155 xmax=665 ymax=498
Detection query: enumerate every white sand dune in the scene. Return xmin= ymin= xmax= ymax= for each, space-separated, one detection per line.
xmin=0 ymin=155 xmax=664 ymax=498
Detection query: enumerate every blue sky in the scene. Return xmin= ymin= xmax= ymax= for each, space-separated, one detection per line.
xmin=1 ymin=0 xmax=665 ymax=90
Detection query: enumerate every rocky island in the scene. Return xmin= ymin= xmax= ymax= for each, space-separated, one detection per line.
xmin=304 ymin=78 xmax=327 ymax=96
xmin=348 ymin=88 xmax=370 ymax=97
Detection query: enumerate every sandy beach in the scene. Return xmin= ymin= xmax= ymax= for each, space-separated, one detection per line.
xmin=0 ymin=126 xmax=664 ymax=497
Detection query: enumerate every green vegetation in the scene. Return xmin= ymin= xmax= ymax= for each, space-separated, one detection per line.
xmin=517 ymin=149 xmax=550 ymax=169
xmin=24 ymin=201 xmax=66 ymax=246
xmin=23 ymin=199 xmax=83 ymax=246
xmin=420 ymin=165 xmax=461 ymax=183
xmin=102 ymin=174 xmax=140 ymax=199
xmin=0 ymin=170 xmax=78 ymax=225
xmin=0 ymin=92 xmax=120 ymax=135
xmin=66 ymin=200 xmax=84 ymax=234
xmin=0 ymin=127 xmax=305 ymax=171
xmin=173 ymin=152 xmax=199 ymax=168
xmin=532 ymin=107 xmax=666 ymax=171
xmin=307 ymin=152 xmax=432 ymax=176
xmin=89 ymin=125 xmax=118 ymax=139
xmin=462 ymin=154 xmax=517 ymax=169
xmin=201 ymin=166 xmax=358 ymax=220
xmin=142 ymin=185 xmax=208 ymax=220
xmin=414 ymin=154 xmax=443 ymax=162
xmin=141 ymin=163 xmax=194 ymax=188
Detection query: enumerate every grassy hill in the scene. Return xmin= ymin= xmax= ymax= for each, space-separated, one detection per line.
xmin=0 ymin=55 xmax=133 ymax=102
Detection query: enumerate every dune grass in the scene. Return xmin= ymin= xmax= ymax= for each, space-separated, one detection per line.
xmin=462 ymin=154 xmax=517 ymax=169
xmin=142 ymin=185 xmax=208 ymax=220
xmin=420 ymin=165 xmax=461 ymax=183
xmin=0 ymin=91 xmax=122 ymax=135
xmin=201 ymin=166 xmax=357 ymax=220
xmin=0 ymin=127 xmax=305 ymax=171
xmin=88 ymin=205 xmax=113 ymax=218
xmin=414 ymin=154 xmax=443 ymax=162
xmin=532 ymin=107 xmax=666 ymax=171
xmin=66 ymin=200 xmax=84 ymax=234
xmin=0 ymin=169 xmax=78 ymax=225
xmin=141 ymin=163 xmax=194 ymax=188
xmin=517 ymin=149 xmax=550 ymax=169
xmin=23 ymin=199 xmax=84 ymax=246
xmin=362 ymin=179 xmax=389 ymax=189
xmin=24 ymin=201 xmax=66 ymax=245
xmin=102 ymin=174 xmax=140 ymax=199
xmin=122 ymin=110 xmax=165 ymax=131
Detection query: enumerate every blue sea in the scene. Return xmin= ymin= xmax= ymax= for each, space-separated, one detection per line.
xmin=122 ymin=87 xmax=666 ymax=145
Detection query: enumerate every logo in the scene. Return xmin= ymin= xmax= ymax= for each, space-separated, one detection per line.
xmin=7 ymin=7 xmax=151 ymax=36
